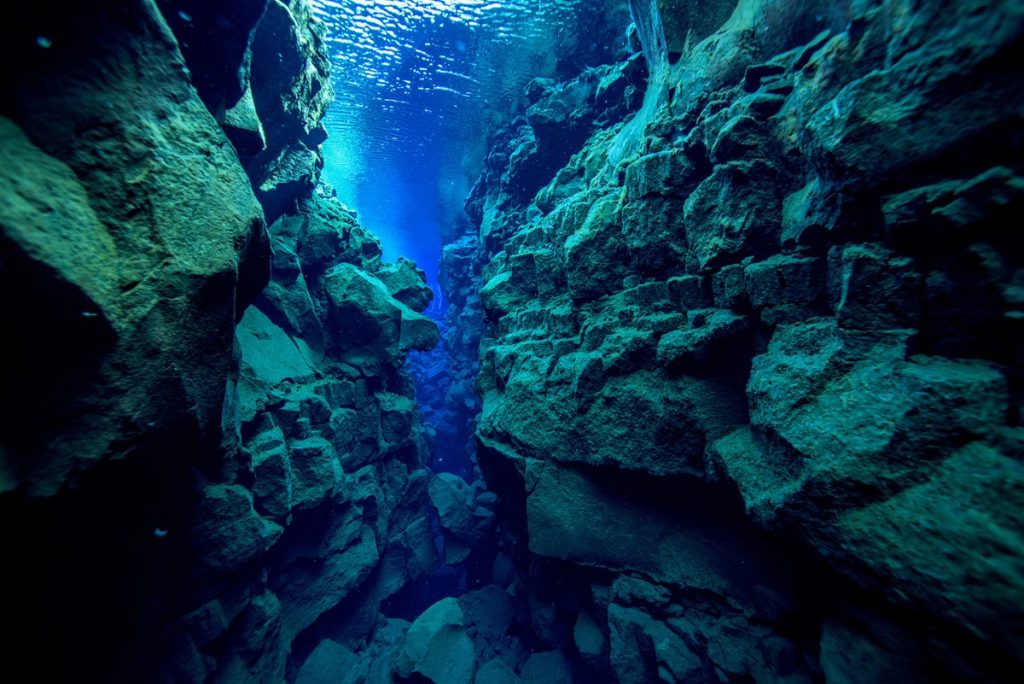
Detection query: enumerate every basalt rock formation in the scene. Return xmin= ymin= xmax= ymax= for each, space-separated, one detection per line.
xmin=1 ymin=1 xmax=441 ymax=681
xmin=456 ymin=0 xmax=1024 ymax=682
xmin=160 ymin=0 xmax=334 ymax=224
xmin=2 ymin=0 xmax=1023 ymax=682
xmin=209 ymin=184 xmax=440 ymax=682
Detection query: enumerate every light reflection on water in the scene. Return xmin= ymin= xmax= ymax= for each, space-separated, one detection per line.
xmin=310 ymin=0 xmax=626 ymax=280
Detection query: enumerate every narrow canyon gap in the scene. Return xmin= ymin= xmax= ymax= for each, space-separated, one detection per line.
xmin=0 ymin=1 xmax=1022 ymax=683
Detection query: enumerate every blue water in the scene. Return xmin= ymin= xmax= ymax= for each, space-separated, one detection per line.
xmin=312 ymin=0 xmax=626 ymax=296
xmin=310 ymin=0 xmax=629 ymax=476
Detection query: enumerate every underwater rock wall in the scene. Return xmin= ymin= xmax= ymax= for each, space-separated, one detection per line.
xmin=1 ymin=1 xmax=441 ymax=680
xmin=435 ymin=45 xmax=651 ymax=483
xmin=462 ymin=0 xmax=1024 ymax=682
xmin=217 ymin=185 xmax=441 ymax=682
xmin=0 ymin=0 xmax=270 ymax=500
xmin=161 ymin=0 xmax=335 ymax=223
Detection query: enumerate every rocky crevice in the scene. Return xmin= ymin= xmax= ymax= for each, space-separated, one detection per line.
xmin=1 ymin=0 xmax=1022 ymax=682
xmin=447 ymin=0 xmax=1024 ymax=682
xmin=0 ymin=1 xmax=455 ymax=681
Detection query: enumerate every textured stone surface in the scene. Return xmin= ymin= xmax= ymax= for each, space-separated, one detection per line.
xmin=295 ymin=639 xmax=361 ymax=684
xmin=429 ymin=471 xmax=495 ymax=549
xmin=324 ymin=262 xmax=438 ymax=362
xmin=396 ymin=597 xmax=477 ymax=684
xmin=0 ymin=5 xmax=269 ymax=497
xmin=377 ymin=258 xmax=434 ymax=312
xmin=224 ymin=186 xmax=439 ymax=681
xmin=0 ymin=2 xmax=438 ymax=681
xmin=183 ymin=200 xmax=439 ymax=678
xmin=4 ymin=0 xmax=1023 ymax=681
xmin=476 ymin=658 xmax=523 ymax=684
xmin=0 ymin=1 xmax=284 ymax=677
xmin=245 ymin=0 xmax=333 ymax=222
xmin=157 ymin=0 xmax=334 ymax=226
xmin=156 ymin=0 xmax=268 ymax=116
xmin=457 ymin=0 xmax=1024 ymax=682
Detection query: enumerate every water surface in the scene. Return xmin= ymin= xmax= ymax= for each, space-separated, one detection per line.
xmin=312 ymin=0 xmax=627 ymax=293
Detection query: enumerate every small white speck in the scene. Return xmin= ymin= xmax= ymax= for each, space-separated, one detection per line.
xmin=36 ymin=36 xmax=52 ymax=49
xmin=153 ymin=528 xmax=169 ymax=538
xmin=178 ymin=11 xmax=192 ymax=22
xmin=81 ymin=311 xmax=98 ymax=318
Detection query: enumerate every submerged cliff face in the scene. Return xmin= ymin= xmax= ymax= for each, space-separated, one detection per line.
xmin=2 ymin=0 xmax=1022 ymax=681
xmin=203 ymin=184 xmax=440 ymax=682
xmin=1 ymin=1 xmax=441 ymax=680
xmin=463 ymin=0 xmax=1024 ymax=681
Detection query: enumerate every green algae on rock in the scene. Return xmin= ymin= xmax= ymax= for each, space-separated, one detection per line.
xmin=1 ymin=0 xmax=269 ymax=497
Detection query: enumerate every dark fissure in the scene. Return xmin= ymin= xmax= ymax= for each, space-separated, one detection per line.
xmin=1 ymin=1 xmax=1023 ymax=683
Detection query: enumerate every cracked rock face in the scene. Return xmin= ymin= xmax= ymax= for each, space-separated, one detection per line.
xmin=456 ymin=0 xmax=1024 ymax=681
xmin=195 ymin=185 xmax=440 ymax=681
xmin=1 ymin=2 xmax=439 ymax=681
xmin=0 ymin=0 xmax=269 ymax=497
xmin=2 ymin=0 xmax=1022 ymax=681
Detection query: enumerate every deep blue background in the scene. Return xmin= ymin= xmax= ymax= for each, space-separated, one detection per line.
xmin=312 ymin=0 xmax=622 ymax=300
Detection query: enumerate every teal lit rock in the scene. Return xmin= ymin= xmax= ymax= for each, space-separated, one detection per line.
xmin=465 ymin=1 xmax=1024 ymax=682
xmin=193 ymin=484 xmax=284 ymax=574
xmin=295 ymin=640 xmax=362 ymax=684
xmin=520 ymin=650 xmax=573 ymax=684
xmin=1 ymin=1 xmax=439 ymax=679
xmin=0 ymin=0 xmax=269 ymax=496
xmin=396 ymin=597 xmax=477 ymax=684
xmin=376 ymin=257 xmax=435 ymax=312
xmin=2 ymin=0 xmax=1023 ymax=681
xmin=475 ymin=658 xmax=522 ymax=684
xmin=324 ymin=262 xmax=439 ymax=362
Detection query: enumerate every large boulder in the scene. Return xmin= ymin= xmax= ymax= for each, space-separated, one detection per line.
xmin=396 ymin=597 xmax=477 ymax=684
xmin=295 ymin=639 xmax=362 ymax=684
xmin=429 ymin=472 xmax=480 ymax=541
xmin=376 ymin=258 xmax=434 ymax=312
xmin=520 ymin=651 xmax=573 ymax=684
xmin=475 ymin=658 xmax=522 ymax=684
xmin=323 ymin=263 xmax=439 ymax=363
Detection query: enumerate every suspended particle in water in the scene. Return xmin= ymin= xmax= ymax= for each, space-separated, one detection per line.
xmin=36 ymin=36 xmax=52 ymax=49
xmin=178 ymin=10 xmax=193 ymax=22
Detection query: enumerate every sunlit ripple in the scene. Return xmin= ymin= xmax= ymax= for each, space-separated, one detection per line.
xmin=309 ymin=0 xmax=626 ymax=299
xmin=311 ymin=0 xmax=615 ymax=195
